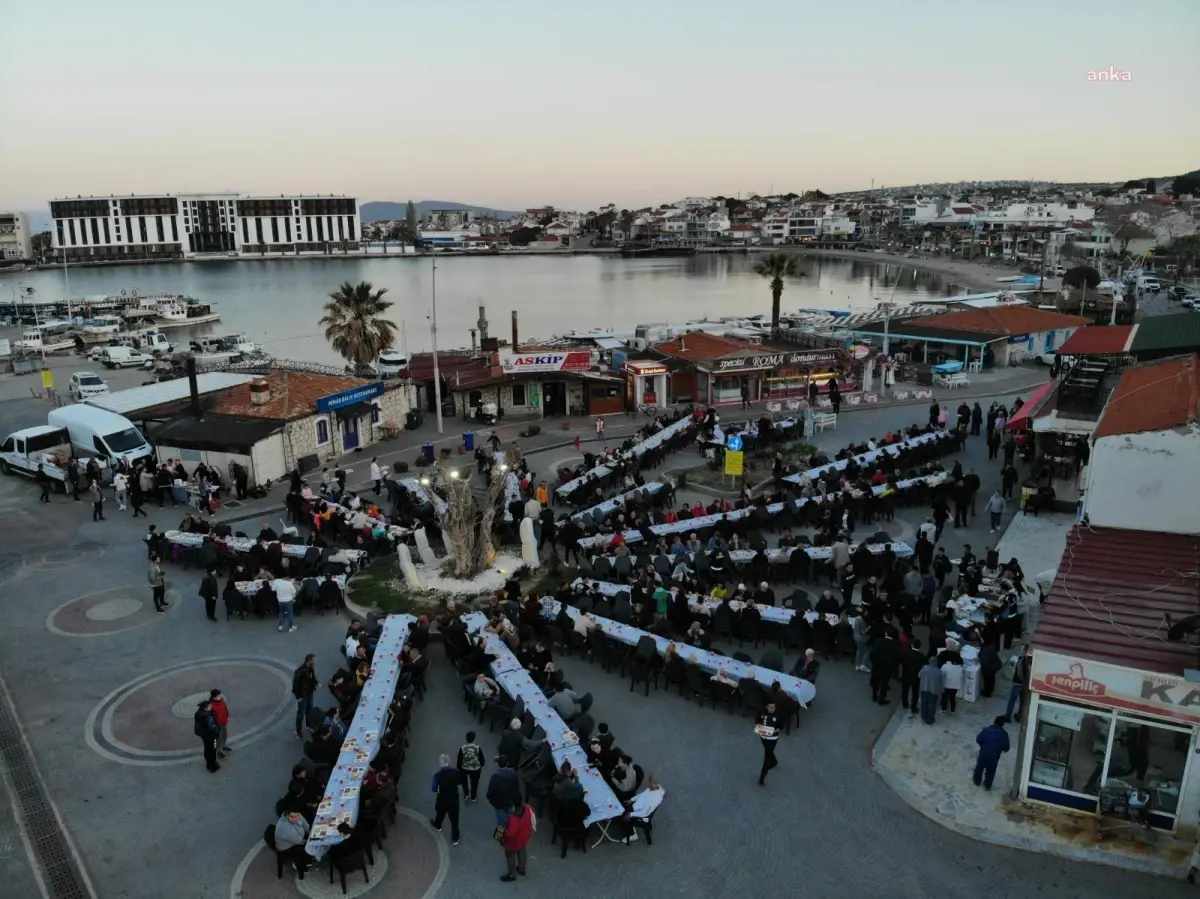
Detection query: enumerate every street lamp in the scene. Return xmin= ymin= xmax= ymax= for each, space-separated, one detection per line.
xmin=430 ymin=255 xmax=444 ymax=435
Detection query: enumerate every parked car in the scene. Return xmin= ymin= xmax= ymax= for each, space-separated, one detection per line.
xmin=99 ymin=346 xmax=152 ymax=369
xmin=1035 ymin=352 xmax=1075 ymax=366
xmin=68 ymin=371 xmax=109 ymax=399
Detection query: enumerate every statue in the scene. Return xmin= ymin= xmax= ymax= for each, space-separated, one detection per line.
xmin=414 ymin=527 xmax=438 ymax=567
xmin=519 ymin=517 xmax=541 ymax=569
xmin=396 ymin=543 xmax=421 ymax=588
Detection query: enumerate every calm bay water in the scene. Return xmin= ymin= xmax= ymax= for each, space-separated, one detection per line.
xmin=0 ymin=254 xmax=952 ymax=366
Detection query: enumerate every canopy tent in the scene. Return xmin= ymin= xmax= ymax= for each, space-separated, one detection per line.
xmin=1005 ymin=381 xmax=1055 ymax=431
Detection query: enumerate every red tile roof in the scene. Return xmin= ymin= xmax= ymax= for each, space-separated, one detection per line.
xmin=653 ymin=331 xmax=753 ymax=362
xmin=212 ymin=370 xmax=368 ymax=420
xmin=907 ymin=306 xmax=1091 ymax=337
xmin=1055 ymin=324 xmax=1134 ymax=356
xmin=1034 ymin=526 xmax=1200 ymax=676
xmin=1092 ymin=354 xmax=1200 ymax=439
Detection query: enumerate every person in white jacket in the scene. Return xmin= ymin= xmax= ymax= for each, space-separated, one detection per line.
xmin=940 ymin=658 xmax=964 ymax=715
xmin=370 ymin=458 xmax=383 ymax=496
xmin=113 ymin=471 xmax=129 ymax=511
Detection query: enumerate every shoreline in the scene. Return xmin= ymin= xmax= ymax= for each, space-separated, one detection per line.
xmin=791 ymin=247 xmax=1020 ymax=294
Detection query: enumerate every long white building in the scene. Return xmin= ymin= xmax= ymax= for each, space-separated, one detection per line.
xmin=0 ymin=212 xmax=34 ymax=260
xmin=49 ymin=193 xmax=360 ymax=262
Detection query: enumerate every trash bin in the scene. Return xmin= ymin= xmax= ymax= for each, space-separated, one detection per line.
xmin=421 ymin=443 xmax=435 ymax=462
xmin=405 ymin=409 xmax=423 ymax=430
xmin=462 ymin=431 xmax=475 ymax=452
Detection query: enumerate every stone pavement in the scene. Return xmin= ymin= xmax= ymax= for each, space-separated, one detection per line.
xmin=3 ymin=386 xmax=1195 ymax=899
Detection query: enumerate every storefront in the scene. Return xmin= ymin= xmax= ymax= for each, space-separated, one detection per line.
xmin=1021 ymin=650 xmax=1200 ymax=831
xmin=622 ymin=360 xmax=670 ymax=409
xmin=709 ymin=348 xmax=845 ymax=403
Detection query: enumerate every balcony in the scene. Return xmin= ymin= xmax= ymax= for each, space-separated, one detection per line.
xmin=1054 ymin=358 xmax=1125 ymax=420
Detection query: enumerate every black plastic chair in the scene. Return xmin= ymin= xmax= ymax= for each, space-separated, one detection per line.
xmin=759 ymin=650 xmax=785 ymax=673
xmin=329 ymin=845 xmax=369 ymax=893
xmin=629 ymin=636 xmax=659 ymax=696
xmin=684 ymin=663 xmax=711 ymax=704
xmin=738 ymin=678 xmax=765 ymax=718
xmin=709 ymin=678 xmax=738 ymax=713
xmin=662 ymin=654 xmax=688 ymax=696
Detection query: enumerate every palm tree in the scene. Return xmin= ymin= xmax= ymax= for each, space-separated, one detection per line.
xmin=320 ymin=281 xmax=398 ymax=370
xmin=753 ymin=253 xmax=803 ymax=331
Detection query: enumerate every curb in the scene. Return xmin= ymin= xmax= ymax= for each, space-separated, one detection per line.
xmin=870 ymin=708 xmax=1182 ymax=878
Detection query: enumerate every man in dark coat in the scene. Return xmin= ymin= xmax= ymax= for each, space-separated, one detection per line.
xmin=485 ymin=757 xmax=522 ymax=828
xmin=899 ymin=637 xmax=925 ymax=713
xmin=973 ymin=717 xmax=1011 ymax=790
xmin=430 ymin=755 xmax=465 ymax=844
xmin=194 ymin=700 xmax=220 ymax=772
xmin=869 ymin=630 xmax=900 ymax=706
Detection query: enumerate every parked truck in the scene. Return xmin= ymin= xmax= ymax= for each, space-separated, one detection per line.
xmin=0 ymin=426 xmax=74 ymax=486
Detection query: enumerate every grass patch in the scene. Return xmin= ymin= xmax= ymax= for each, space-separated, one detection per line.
xmin=347 ymin=558 xmax=419 ymax=615
xmin=682 ymin=442 xmax=817 ymax=491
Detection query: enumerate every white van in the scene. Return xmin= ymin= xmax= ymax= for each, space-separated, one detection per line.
xmin=47 ymin=404 xmax=153 ymax=465
xmin=100 ymin=345 xmax=153 ymax=369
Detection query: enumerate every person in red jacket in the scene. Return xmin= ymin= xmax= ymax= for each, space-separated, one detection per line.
xmin=500 ymin=801 xmax=535 ymax=882
xmin=209 ymin=689 xmax=231 ymax=758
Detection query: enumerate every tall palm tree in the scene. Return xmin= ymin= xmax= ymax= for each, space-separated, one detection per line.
xmin=320 ymin=281 xmax=398 ymax=370
xmin=753 ymin=253 xmax=803 ymax=331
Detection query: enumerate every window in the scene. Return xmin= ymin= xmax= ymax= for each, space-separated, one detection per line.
xmin=1028 ymin=701 xmax=1111 ymax=796
xmin=315 ymin=418 xmax=330 ymax=446
xmin=1105 ymin=717 xmax=1190 ymax=817
xmin=370 ymin=402 xmax=381 ymax=424
xmin=103 ymin=219 xmax=111 ymax=244
xmin=511 ymin=383 xmax=527 ymax=405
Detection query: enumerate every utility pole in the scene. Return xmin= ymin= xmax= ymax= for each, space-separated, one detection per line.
xmin=431 ymin=256 xmax=444 ymax=435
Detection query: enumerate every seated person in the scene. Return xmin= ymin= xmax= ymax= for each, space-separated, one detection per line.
xmin=609 ymin=754 xmax=637 ymax=799
xmin=622 ymin=775 xmax=666 ymax=835
xmin=274 ymin=805 xmax=312 ymax=866
xmin=792 ymin=648 xmax=820 ymax=682
xmin=304 ymin=725 xmax=341 ymax=767
xmin=551 ymin=760 xmax=586 ymax=802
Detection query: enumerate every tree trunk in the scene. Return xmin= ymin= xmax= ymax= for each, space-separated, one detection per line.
xmin=771 ymin=284 xmax=783 ymax=332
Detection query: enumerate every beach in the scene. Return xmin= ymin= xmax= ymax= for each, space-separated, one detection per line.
xmin=795 ymin=247 xmax=1021 ymax=294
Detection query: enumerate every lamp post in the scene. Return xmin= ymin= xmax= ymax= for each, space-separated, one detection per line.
xmin=431 ymin=255 xmax=443 ymax=435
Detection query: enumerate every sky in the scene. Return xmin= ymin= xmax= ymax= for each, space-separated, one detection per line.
xmin=2 ymin=0 xmax=1198 ymax=214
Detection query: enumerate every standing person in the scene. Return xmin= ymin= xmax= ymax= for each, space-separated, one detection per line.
xmin=430 ymin=754 xmax=465 ymax=845
xmin=457 ymin=731 xmax=485 ymax=802
xmin=370 ymin=457 xmax=382 ymax=495
xmin=595 ymin=417 xmax=605 ymax=445
xmin=131 ymin=476 xmax=148 ymax=517
xmin=970 ymin=402 xmax=983 ymax=436
xmin=940 ymin=654 xmax=963 ymax=715
xmin=89 ymin=478 xmax=105 ymax=521
xmin=292 ymin=654 xmax=318 ymax=740
xmin=486 ymin=757 xmax=521 ymax=828
xmin=829 ymin=382 xmax=841 ymax=415
xmin=852 ymin=613 xmax=872 ymax=673
xmin=66 ymin=458 xmax=80 ymax=501
xmin=973 ymin=717 xmax=1011 ymax=790
xmin=756 ymin=700 xmax=781 ymax=786
xmin=113 ymin=470 xmax=129 ymax=511
xmin=36 ymin=464 xmax=52 ymax=504
xmin=499 ymin=800 xmax=535 ymax=882
xmin=194 ymin=699 xmax=220 ymax=772
xmin=987 ymin=427 xmax=1001 ymax=460
xmin=1000 ymin=463 xmax=1019 ymax=500
xmin=928 ymin=400 xmax=940 ymax=428
xmin=985 ymin=490 xmax=1006 ymax=534
xmin=274 ymin=577 xmax=297 ymax=632
xmin=209 ymin=688 xmax=231 ymax=758
xmin=740 ymin=381 xmax=750 ymax=410
xmin=200 ymin=567 xmax=220 ymax=621
xmin=148 ymin=553 xmax=168 ymax=613
xmin=869 ymin=629 xmax=899 ymax=706
xmin=1006 ymin=645 xmax=1032 ymax=723
xmin=918 ymin=655 xmax=943 ymax=725
xmin=900 ymin=637 xmax=925 ymax=714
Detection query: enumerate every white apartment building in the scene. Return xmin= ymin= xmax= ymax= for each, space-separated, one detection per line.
xmin=900 ymin=199 xmax=947 ymax=227
xmin=975 ymin=202 xmax=1094 ymax=232
xmin=425 ymin=209 xmax=475 ymax=229
xmin=0 ymin=212 xmax=33 ymax=260
xmin=818 ymin=213 xmax=855 ymax=238
xmin=761 ymin=216 xmax=788 ymax=244
xmin=50 ymin=193 xmax=360 ymax=262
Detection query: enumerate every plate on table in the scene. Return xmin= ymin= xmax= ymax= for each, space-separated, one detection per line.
xmin=561 ymin=730 xmax=579 ymax=745
xmin=348 ymin=766 xmax=367 ymax=779
xmin=317 ymin=799 xmax=333 ymax=814
xmin=341 ymin=785 xmax=360 ymax=801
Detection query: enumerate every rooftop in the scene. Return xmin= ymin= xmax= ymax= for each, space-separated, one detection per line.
xmin=1129 ymin=312 xmax=1200 ymax=360
xmin=1055 ymin=324 xmax=1134 ymax=356
xmin=1034 ymin=526 xmax=1200 ymax=677
xmin=652 ymin=331 xmax=752 ymax=363
xmin=905 ymin=305 xmax=1091 ymax=337
xmin=87 ymin=372 xmax=256 ymax=418
xmin=1092 ymin=353 xmax=1200 ymax=440
xmin=211 ymin=370 xmax=369 ymax=420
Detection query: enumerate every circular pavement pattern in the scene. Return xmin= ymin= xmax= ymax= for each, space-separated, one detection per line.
xmin=231 ymin=808 xmax=446 ymax=899
xmin=47 ymin=585 xmax=176 ymax=637
xmin=86 ymin=657 xmax=294 ymax=766
xmin=24 ymin=543 xmax=106 ymax=571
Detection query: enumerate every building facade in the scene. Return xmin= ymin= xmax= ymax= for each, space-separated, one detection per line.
xmin=49 ymin=193 xmax=360 ymax=262
xmin=0 ymin=212 xmax=33 ymax=260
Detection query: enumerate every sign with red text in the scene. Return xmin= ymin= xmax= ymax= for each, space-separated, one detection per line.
xmin=1032 ymin=650 xmax=1200 ymax=725
xmin=499 ymin=351 xmax=591 ymax=374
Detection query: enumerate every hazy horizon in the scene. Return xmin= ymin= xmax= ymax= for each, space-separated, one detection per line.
xmin=2 ymin=0 xmax=1197 ymax=213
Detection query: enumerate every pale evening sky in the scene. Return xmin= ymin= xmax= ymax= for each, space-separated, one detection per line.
xmin=1 ymin=0 xmax=1197 ymax=213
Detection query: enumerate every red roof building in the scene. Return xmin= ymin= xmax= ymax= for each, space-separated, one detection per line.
xmin=1092 ymin=353 xmax=1199 ymax=439
xmin=1055 ymin=324 xmax=1134 ymax=357
xmin=906 ymin=305 xmax=1091 ymax=337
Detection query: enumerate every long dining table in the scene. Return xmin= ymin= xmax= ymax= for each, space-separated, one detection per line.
xmin=570 ymin=481 xmax=666 ymax=523
xmin=542 ymin=598 xmax=816 ymax=707
xmin=460 ymin=613 xmax=624 ymax=828
xmin=555 ymin=416 xmax=694 ymax=499
xmin=306 ymin=613 xmax=416 ymax=859
xmin=783 ymin=429 xmax=945 ymax=485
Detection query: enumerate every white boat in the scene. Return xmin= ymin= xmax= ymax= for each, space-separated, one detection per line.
xmin=14 ymin=328 xmax=75 ymax=353
xmin=192 ymin=333 xmax=260 ymax=356
xmin=375 ymin=349 xmax=409 ymax=378
xmin=78 ymin=315 xmax=125 ymax=336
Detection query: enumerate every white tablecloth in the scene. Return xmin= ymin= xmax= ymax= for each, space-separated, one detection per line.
xmin=542 ymin=598 xmax=816 ymax=707
xmin=399 ymin=478 xmax=448 ymax=517
xmin=704 ymin=417 xmax=799 ymax=446
xmin=784 ymin=430 xmax=943 ymax=484
xmin=306 ymin=614 xmax=415 ymax=859
xmin=556 ymin=416 xmax=693 ymax=498
xmin=571 ymin=482 xmax=665 ymax=523
xmin=235 ymin=574 xmax=346 ymax=596
xmin=460 ymin=614 xmax=623 ymax=827
xmin=164 ymin=530 xmax=367 ymax=564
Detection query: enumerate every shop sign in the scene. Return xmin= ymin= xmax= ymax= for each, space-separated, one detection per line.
xmin=712 ymin=349 xmax=840 ymax=373
xmin=724 ymin=449 xmax=744 ymax=476
xmin=499 ymin=351 xmax=591 ymax=374
xmin=1007 ymin=334 xmax=1031 ymax=344
xmin=624 ymin=362 xmax=668 ymax=376
xmin=1032 ymin=650 xmax=1200 ymax=725
xmin=316 ymin=381 xmax=385 ymax=413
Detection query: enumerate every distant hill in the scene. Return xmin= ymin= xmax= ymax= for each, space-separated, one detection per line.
xmin=360 ymin=201 xmax=520 ymax=223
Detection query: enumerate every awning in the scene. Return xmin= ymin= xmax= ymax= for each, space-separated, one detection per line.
xmin=1005 ymin=381 xmax=1054 ymax=430
xmin=333 ymin=401 xmax=374 ymax=420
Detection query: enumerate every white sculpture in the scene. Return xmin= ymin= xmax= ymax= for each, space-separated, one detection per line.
xmin=518 ymin=517 xmax=541 ymax=569
xmin=397 ymin=544 xmax=421 ymax=588
xmin=414 ymin=527 xmax=438 ymax=567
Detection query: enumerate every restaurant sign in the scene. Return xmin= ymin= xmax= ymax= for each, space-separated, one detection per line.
xmin=316 ymin=381 xmax=386 ymax=413
xmin=1032 ymin=650 xmax=1200 ymax=725
xmin=499 ymin=350 xmax=591 ymax=374
xmin=712 ymin=349 xmax=841 ymax=373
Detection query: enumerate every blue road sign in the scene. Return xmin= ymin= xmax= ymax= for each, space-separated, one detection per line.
xmin=726 ymin=435 xmax=743 ymax=452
